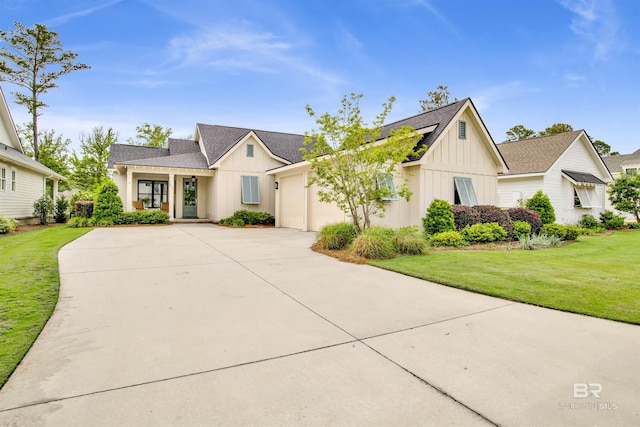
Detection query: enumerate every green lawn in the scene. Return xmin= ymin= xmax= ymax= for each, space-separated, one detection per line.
xmin=371 ymin=231 xmax=640 ymax=324
xmin=0 ymin=226 xmax=91 ymax=388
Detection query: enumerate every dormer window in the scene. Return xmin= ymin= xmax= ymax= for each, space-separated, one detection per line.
xmin=246 ymin=144 xmax=254 ymax=158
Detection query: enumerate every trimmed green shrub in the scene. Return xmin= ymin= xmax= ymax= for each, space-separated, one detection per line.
xmin=352 ymin=234 xmax=396 ymax=259
xmin=627 ymin=222 xmax=640 ymax=229
xmin=541 ymin=223 xmax=567 ymax=240
xmin=67 ymin=217 xmax=94 ymax=228
xmin=429 ymin=231 xmax=468 ymax=247
xmin=93 ymin=181 xmax=124 ymax=222
xmin=451 ymin=205 xmax=480 ymax=231
xmin=505 ymin=207 xmax=542 ymax=235
xmin=118 ymin=211 xmax=169 ymax=225
xmin=220 ymin=210 xmax=275 ymax=226
xmin=422 ymin=199 xmax=455 ymax=236
xmin=526 ymin=190 xmax=555 ymax=225
xmin=392 ymin=226 xmax=427 ymax=255
xmin=33 ymin=195 xmax=54 ymax=225
xmin=512 ymin=220 xmax=531 ymax=240
xmin=600 ymin=210 xmax=624 ymax=230
xmin=0 ymin=215 xmax=17 ymax=234
xmin=474 ymin=205 xmax=513 ymax=237
xmin=564 ymin=225 xmax=581 ymax=241
xmin=460 ymin=222 xmax=507 ymax=243
xmin=318 ymin=222 xmax=357 ymax=250
xmin=54 ymin=196 xmax=69 ymax=224
xmin=578 ymin=214 xmax=600 ymax=229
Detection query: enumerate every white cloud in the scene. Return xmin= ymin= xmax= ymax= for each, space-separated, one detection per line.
xmin=45 ymin=0 xmax=124 ymax=27
xmin=559 ymin=0 xmax=621 ymax=61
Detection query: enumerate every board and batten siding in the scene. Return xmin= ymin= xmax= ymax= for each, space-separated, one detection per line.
xmin=214 ymin=135 xmax=286 ymax=221
xmin=0 ymin=165 xmax=45 ymax=218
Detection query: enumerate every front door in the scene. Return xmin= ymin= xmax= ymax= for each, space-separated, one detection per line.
xmin=183 ymin=178 xmax=197 ymax=218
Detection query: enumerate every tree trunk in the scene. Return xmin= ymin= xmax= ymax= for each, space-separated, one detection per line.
xmin=32 ymin=107 xmax=39 ymax=161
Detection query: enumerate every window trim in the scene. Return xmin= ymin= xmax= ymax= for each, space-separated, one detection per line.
xmin=10 ymin=168 xmax=16 ymax=192
xmin=574 ymin=186 xmax=599 ymax=208
xmin=246 ymin=144 xmax=254 ymax=158
xmin=241 ymin=175 xmax=260 ymax=204
xmin=454 ymin=176 xmax=478 ymax=206
xmin=0 ymin=166 xmax=5 ymax=192
xmin=137 ymin=179 xmax=168 ymax=208
xmin=458 ymin=120 xmax=467 ymax=140
xmin=376 ymin=173 xmax=398 ymax=201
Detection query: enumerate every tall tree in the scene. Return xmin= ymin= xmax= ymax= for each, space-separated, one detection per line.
xmin=19 ymin=125 xmax=71 ymax=190
xmin=70 ymin=126 xmax=116 ymax=191
xmin=419 ymin=85 xmax=456 ymax=111
xmin=301 ymin=93 xmax=423 ymax=233
xmin=0 ymin=21 xmax=90 ymax=161
xmin=591 ymin=139 xmax=619 ymax=157
xmin=505 ymin=124 xmax=536 ymax=141
xmin=127 ymin=122 xmax=172 ymax=148
xmin=607 ymin=172 xmax=640 ymax=222
xmin=538 ymin=123 xmax=574 ymax=136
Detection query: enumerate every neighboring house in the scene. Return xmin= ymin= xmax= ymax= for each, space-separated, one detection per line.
xmin=268 ymin=98 xmax=508 ymax=231
xmin=110 ymin=98 xmax=507 ymax=229
xmin=602 ymin=149 xmax=640 ymax=219
xmin=108 ymin=125 xmax=304 ymax=221
xmin=0 ymin=86 xmax=64 ymax=220
xmin=496 ymin=130 xmax=613 ymax=224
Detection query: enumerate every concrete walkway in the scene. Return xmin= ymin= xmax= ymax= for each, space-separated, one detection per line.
xmin=0 ymin=224 xmax=638 ymax=426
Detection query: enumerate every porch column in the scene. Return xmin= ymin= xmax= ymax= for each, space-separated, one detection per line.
xmin=52 ymin=179 xmax=59 ymax=201
xmin=302 ymin=170 xmax=309 ymax=232
xmin=126 ymin=168 xmax=133 ymax=212
xmin=168 ymin=173 xmax=175 ymax=220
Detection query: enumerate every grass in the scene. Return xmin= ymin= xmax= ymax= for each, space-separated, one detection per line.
xmin=0 ymin=226 xmax=91 ymax=388
xmin=370 ymin=231 xmax=640 ymax=325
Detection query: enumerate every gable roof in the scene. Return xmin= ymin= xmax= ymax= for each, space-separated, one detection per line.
xmin=0 ymin=86 xmax=23 ymax=153
xmin=603 ymin=149 xmax=640 ymax=173
xmin=108 ymin=144 xmax=169 ymax=169
xmin=496 ymin=130 xmax=584 ymax=175
xmin=196 ymin=124 xmax=304 ymax=166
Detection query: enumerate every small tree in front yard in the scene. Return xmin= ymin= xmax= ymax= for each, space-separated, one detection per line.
xmin=526 ymin=190 xmax=555 ymax=225
xmin=608 ymin=172 xmax=640 ymax=222
xmin=93 ymin=180 xmax=123 ymax=223
xmin=301 ymin=93 xmax=423 ymax=234
xmin=33 ymin=195 xmax=53 ymax=224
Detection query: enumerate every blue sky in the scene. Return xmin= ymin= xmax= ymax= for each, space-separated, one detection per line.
xmin=1 ymin=0 xmax=639 ymax=153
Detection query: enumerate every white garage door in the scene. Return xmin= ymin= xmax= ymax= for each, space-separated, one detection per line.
xmin=279 ymin=174 xmax=305 ymax=229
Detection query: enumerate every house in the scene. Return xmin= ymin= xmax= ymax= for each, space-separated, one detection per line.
xmin=268 ymin=98 xmax=508 ymax=231
xmin=602 ymin=149 xmax=640 ymax=219
xmin=110 ymin=98 xmax=507 ymax=230
xmin=0 ymin=86 xmax=64 ymax=220
xmin=108 ymin=125 xmax=304 ymax=221
xmin=496 ymin=130 xmax=613 ymax=224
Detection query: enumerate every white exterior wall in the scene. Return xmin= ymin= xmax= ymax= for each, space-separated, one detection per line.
xmin=113 ymin=172 xmax=127 ymax=208
xmin=215 ymin=135 xmax=286 ymax=221
xmin=497 ymin=176 xmax=544 ymax=208
xmin=0 ymin=164 xmax=45 ymax=218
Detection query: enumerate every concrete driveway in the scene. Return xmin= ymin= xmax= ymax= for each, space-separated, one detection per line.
xmin=0 ymin=224 xmax=638 ymax=426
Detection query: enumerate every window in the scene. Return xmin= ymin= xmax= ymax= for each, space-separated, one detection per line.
xmin=458 ymin=120 xmax=467 ymax=140
xmin=626 ymin=168 xmax=638 ymax=176
xmin=137 ymin=180 xmax=168 ymax=208
xmin=376 ymin=173 xmax=398 ymax=201
xmin=0 ymin=167 xmax=5 ymax=192
xmin=454 ymin=177 xmax=478 ymax=206
xmin=574 ymin=186 xmax=599 ymax=208
xmin=246 ymin=144 xmax=254 ymax=158
xmin=10 ymin=169 xmax=16 ymax=192
xmin=241 ymin=175 xmax=260 ymax=204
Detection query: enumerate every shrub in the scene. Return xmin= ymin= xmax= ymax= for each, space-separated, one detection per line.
xmin=0 ymin=215 xmax=17 ymax=234
xmin=627 ymin=222 xmax=640 ymax=229
xmin=33 ymin=195 xmax=54 ymax=225
xmin=600 ymin=210 xmax=625 ymax=230
xmin=578 ymin=214 xmax=600 ymax=230
xmin=365 ymin=226 xmax=396 ymax=240
xmin=392 ymin=226 xmax=427 ymax=255
xmin=512 ymin=221 xmax=531 ymax=240
xmin=526 ymin=190 xmax=555 ymax=225
xmin=54 ymin=196 xmax=69 ymax=224
xmin=67 ymin=217 xmax=94 ymax=228
xmin=451 ymin=205 xmax=480 ymax=231
xmin=505 ymin=207 xmax=542 ymax=235
xmin=93 ymin=181 xmax=124 ymax=222
xmin=118 ymin=211 xmax=170 ymax=225
xmin=460 ymin=222 xmax=507 ymax=243
xmin=541 ymin=223 xmax=567 ymax=240
xmin=422 ymin=199 xmax=455 ymax=236
xmin=474 ymin=205 xmax=513 ymax=237
xmin=220 ymin=210 xmax=275 ymax=226
xmin=564 ymin=225 xmax=581 ymax=241
xmin=429 ymin=231 xmax=468 ymax=247
xmin=352 ymin=234 xmax=396 ymax=259
xmin=318 ymin=222 xmax=357 ymax=250
xmin=519 ymin=233 xmax=562 ymax=250
xmin=75 ymin=200 xmax=94 ymax=218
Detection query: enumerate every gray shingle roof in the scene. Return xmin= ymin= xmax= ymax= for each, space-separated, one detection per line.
xmin=603 ymin=149 xmax=640 ymax=173
xmin=496 ymin=130 xmax=584 ymax=175
xmin=168 ymin=138 xmax=201 ymax=155
xmin=108 ymin=144 xmax=169 ymax=168
xmin=0 ymin=142 xmax=65 ymax=179
xmin=119 ymin=152 xmax=209 ymax=169
xmin=562 ymin=170 xmax=606 ymax=185
xmin=108 ymin=142 xmax=209 ymax=169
